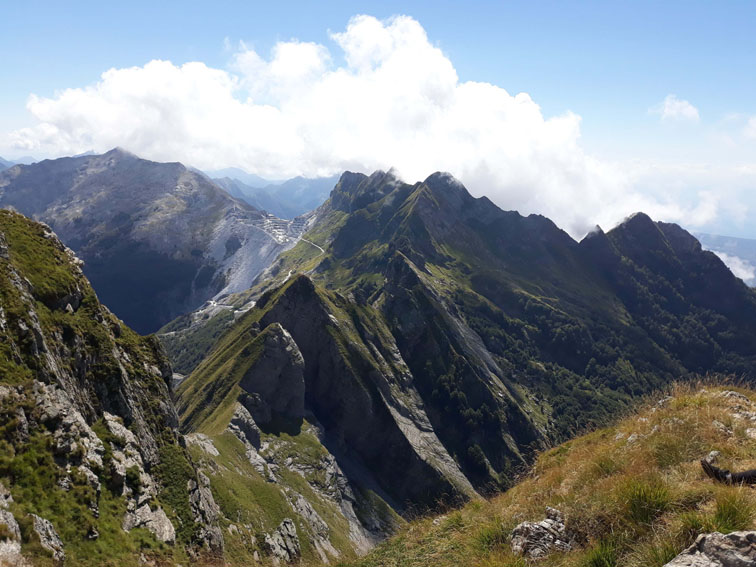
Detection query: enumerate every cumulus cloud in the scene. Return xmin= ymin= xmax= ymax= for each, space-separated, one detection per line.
xmin=650 ymin=94 xmax=700 ymax=122
xmin=5 ymin=15 xmax=719 ymax=236
xmin=710 ymin=250 xmax=756 ymax=284
xmin=744 ymin=117 xmax=756 ymax=139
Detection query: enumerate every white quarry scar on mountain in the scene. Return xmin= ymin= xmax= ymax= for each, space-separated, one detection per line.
xmin=210 ymin=210 xmax=313 ymax=299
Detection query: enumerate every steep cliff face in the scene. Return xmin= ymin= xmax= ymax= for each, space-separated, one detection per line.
xmin=0 ymin=149 xmax=308 ymax=333
xmin=0 ymin=210 xmax=222 ymax=566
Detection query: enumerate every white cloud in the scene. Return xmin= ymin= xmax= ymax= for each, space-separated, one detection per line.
xmin=5 ymin=15 xmax=719 ymax=237
xmin=744 ymin=116 xmax=756 ymax=139
xmin=710 ymin=250 xmax=756 ymax=284
xmin=651 ymin=94 xmax=700 ymax=122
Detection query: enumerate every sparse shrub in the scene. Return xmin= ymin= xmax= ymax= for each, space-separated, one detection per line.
xmin=591 ymin=454 xmax=620 ymax=478
xmin=630 ymin=537 xmax=680 ymax=567
xmin=440 ymin=511 xmax=464 ymax=532
xmin=583 ymin=538 xmax=617 ymax=567
xmin=0 ymin=522 xmax=14 ymax=541
xmin=623 ymin=477 xmax=670 ymax=526
xmin=475 ymin=520 xmax=508 ymax=552
xmin=675 ymin=511 xmax=715 ymax=547
xmin=713 ymin=489 xmax=754 ymax=533
xmin=125 ymin=466 xmax=142 ymax=492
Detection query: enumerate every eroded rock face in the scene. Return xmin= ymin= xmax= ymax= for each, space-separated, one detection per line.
xmin=264 ymin=518 xmax=300 ymax=564
xmin=511 ymin=507 xmax=571 ymax=559
xmin=664 ymin=531 xmax=756 ymax=566
xmin=239 ymin=324 xmax=305 ymax=425
xmin=188 ymin=472 xmax=224 ymax=552
xmin=31 ymin=514 xmax=65 ymax=563
xmin=285 ymin=490 xmax=338 ymax=563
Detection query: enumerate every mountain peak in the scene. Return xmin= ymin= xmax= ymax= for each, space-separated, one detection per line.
xmin=616 ymin=211 xmax=656 ymax=231
xmin=103 ymin=146 xmax=137 ymax=159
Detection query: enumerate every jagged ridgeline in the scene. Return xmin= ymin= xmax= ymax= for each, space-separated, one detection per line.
xmin=0 ymin=210 xmax=222 ymax=566
xmin=168 ymin=169 xmax=756 ymax=546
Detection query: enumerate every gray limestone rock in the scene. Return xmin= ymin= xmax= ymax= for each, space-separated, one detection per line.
xmin=511 ymin=507 xmax=571 ymax=559
xmin=31 ymin=514 xmax=65 ymax=563
xmin=188 ymin=472 xmax=224 ymax=552
xmin=286 ymin=490 xmax=338 ymax=562
xmin=0 ymin=507 xmax=24 ymax=567
xmin=664 ymin=531 xmax=756 ymax=566
xmin=227 ymin=403 xmax=262 ymax=450
xmin=264 ymin=518 xmax=300 ymax=564
xmin=122 ymin=504 xmax=176 ymax=545
xmin=185 ymin=433 xmax=220 ymax=456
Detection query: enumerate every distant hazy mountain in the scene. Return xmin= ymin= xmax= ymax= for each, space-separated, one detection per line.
xmin=213 ymin=176 xmax=288 ymax=216
xmin=11 ymin=155 xmax=36 ymax=165
xmin=0 ymin=157 xmax=13 ymax=170
xmin=0 ymin=148 xmax=307 ymax=332
xmin=696 ymin=232 xmax=756 ymax=286
xmin=214 ymin=174 xmax=339 ymax=219
xmin=204 ymin=166 xmax=272 ymax=187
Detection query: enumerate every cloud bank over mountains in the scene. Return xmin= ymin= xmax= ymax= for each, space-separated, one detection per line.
xmin=3 ymin=15 xmax=743 ymax=237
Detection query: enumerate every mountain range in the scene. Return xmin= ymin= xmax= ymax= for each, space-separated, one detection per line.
xmin=0 ymin=149 xmax=309 ymax=333
xmin=2 ymin=150 xmax=756 ymax=566
xmin=158 ymin=169 xmax=756 ymax=563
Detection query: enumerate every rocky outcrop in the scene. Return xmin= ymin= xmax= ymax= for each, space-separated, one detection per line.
xmin=285 ymin=490 xmax=338 ymax=563
xmin=188 ymin=472 xmax=224 ymax=552
xmin=264 ymin=518 xmax=300 ymax=565
xmin=238 ymin=323 xmax=305 ymax=425
xmin=0 ymin=211 xmax=223 ymax=562
xmin=122 ymin=505 xmax=175 ymax=544
xmin=31 ymin=515 xmax=65 ymax=563
xmin=664 ymin=531 xmax=756 ymax=566
xmin=510 ymin=507 xmax=571 ymax=559
xmin=227 ymin=403 xmax=262 ymax=450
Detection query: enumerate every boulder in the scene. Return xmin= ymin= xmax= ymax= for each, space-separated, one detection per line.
xmin=511 ymin=507 xmax=571 ymax=559
xmin=664 ymin=531 xmax=756 ymax=566
xmin=239 ymin=324 xmax=305 ymax=425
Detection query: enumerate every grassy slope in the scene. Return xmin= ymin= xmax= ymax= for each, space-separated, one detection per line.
xmin=346 ymin=383 xmax=756 ymax=567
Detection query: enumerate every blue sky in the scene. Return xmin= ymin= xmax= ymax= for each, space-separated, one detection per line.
xmin=2 ymin=1 xmax=756 ymax=238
